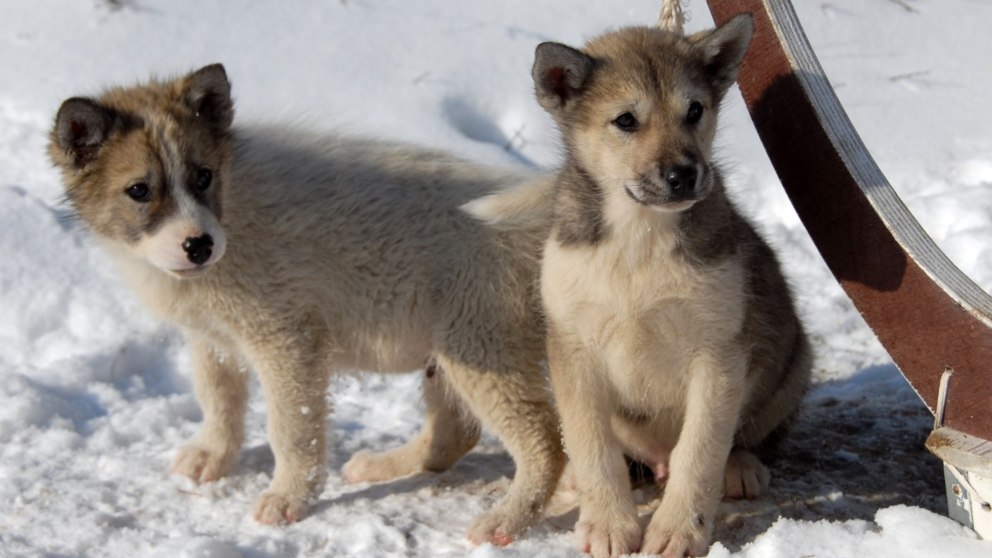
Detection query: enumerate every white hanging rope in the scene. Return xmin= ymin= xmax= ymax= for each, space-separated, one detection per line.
xmin=658 ymin=0 xmax=687 ymax=35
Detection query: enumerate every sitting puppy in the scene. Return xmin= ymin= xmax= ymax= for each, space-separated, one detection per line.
xmin=529 ymin=15 xmax=811 ymax=557
xmin=48 ymin=64 xmax=564 ymax=545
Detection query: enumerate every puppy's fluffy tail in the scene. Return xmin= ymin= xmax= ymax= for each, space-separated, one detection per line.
xmin=461 ymin=175 xmax=555 ymax=231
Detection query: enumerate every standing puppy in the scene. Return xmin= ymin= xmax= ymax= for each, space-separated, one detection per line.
xmin=48 ymin=64 xmax=564 ymax=545
xmin=532 ymin=15 xmax=811 ymax=557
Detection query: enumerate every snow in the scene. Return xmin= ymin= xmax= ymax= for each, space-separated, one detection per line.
xmin=1 ymin=0 xmax=990 ymax=557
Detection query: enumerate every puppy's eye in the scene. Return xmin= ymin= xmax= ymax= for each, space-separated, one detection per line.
xmin=686 ymin=101 xmax=704 ymax=125
xmin=613 ymin=112 xmax=638 ymax=132
xmin=195 ymin=168 xmax=213 ymax=192
xmin=126 ymin=183 xmax=152 ymax=203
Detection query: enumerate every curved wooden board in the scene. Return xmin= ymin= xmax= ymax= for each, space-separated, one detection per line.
xmin=706 ymin=0 xmax=992 ymax=442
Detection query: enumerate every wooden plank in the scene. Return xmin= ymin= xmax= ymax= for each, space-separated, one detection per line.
xmin=706 ymin=0 xmax=992 ymax=442
xmin=928 ymin=427 xmax=992 ymax=477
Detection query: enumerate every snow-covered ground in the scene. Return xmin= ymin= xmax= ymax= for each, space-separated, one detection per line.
xmin=1 ymin=0 xmax=990 ymax=556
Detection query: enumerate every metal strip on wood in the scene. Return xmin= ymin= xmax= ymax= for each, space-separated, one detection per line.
xmin=705 ymin=0 xmax=992 ymax=442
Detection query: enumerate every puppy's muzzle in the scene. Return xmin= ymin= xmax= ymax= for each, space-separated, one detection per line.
xmin=182 ymin=234 xmax=214 ymax=265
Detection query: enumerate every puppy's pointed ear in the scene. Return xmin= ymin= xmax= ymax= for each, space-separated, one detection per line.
xmin=532 ymin=42 xmax=594 ymax=114
xmin=690 ymin=13 xmax=754 ymax=95
xmin=53 ymin=97 xmax=114 ymax=167
xmin=184 ymin=63 xmax=233 ymax=130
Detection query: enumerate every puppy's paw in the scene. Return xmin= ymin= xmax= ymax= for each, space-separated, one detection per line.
xmin=723 ymin=450 xmax=769 ymax=500
xmin=575 ymin=510 xmax=641 ymax=558
xmin=642 ymin=506 xmax=709 ymax=558
xmin=466 ymin=505 xmax=533 ymax=547
xmin=253 ymin=491 xmax=308 ymax=525
xmin=342 ymin=450 xmax=416 ymax=484
xmin=171 ymin=443 xmax=235 ymax=483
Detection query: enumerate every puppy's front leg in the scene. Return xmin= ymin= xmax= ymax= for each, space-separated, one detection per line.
xmin=173 ymin=338 xmax=248 ymax=483
xmin=642 ymin=351 xmax=746 ymax=557
xmin=245 ymin=336 xmax=330 ymax=525
xmin=549 ymin=331 xmax=640 ymax=558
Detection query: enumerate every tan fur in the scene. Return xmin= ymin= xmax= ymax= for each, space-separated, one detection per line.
xmin=525 ymin=16 xmax=812 ymax=557
xmin=49 ymin=65 xmax=564 ymax=544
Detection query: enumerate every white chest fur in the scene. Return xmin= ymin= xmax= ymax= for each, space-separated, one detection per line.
xmin=542 ymin=213 xmax=746 ymax=411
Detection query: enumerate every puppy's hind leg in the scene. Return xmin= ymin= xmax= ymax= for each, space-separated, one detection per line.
xmin=727 ymin=332 xmax=812 ymax=500
xmin=436 ymin=353 xmax=565 ymax=547
xmin=723 ymin=449 xmax=770 ymax=500
xmin=342 ymin=360 xmax=481 ymax=483
xmin=172 ymin=338 xmax=248 ymax=483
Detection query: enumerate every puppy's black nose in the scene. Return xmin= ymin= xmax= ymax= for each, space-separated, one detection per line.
xmin=665 ymin=165 xmax=697 ymax=193
xmin=182 ymin=234 xmax=214 ymax=265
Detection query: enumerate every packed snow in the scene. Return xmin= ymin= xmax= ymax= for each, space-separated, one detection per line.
xmin=1 ymin=0 xmax=990 ymax=556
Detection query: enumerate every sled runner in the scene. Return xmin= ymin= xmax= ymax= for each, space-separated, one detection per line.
xmin=705 ymin=0 xmax=992 ymax=538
